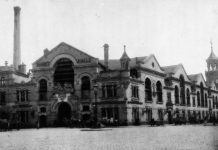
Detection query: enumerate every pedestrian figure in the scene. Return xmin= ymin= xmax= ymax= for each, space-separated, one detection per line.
xmin=37 ymin=119 xmax=40 ymax=129
xmin=203 ymin=116 xmax=207 ymax=126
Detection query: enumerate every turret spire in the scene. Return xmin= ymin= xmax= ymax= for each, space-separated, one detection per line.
xmin=207 ymin=40 xmax=218 ymax=60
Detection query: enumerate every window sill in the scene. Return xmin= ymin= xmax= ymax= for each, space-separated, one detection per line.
xmin=156 ymin=101 xmax=163 ymax=104
xmin=101 ymin=97 xmax=119 ymax=100
xmin=131 ymin=97 xmax=139 ymax=101
xmin=145 ymin=100 xmax=152 ymax=103
xmin=180 ymin=104 xmax=186 ymax=106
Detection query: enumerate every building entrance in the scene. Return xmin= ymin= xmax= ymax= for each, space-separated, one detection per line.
xmin=168 ymin=111 xmax=172 ymax=124
xmin=39 ymin=115 xmax=47 ymax=127
xmin=58 ymin=102 xmax=71 ymax=126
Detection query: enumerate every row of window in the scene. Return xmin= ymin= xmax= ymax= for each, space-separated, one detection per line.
xmin=38 ymin=77 xmax=119 ymax=100
xmin=16 ymin=90 xmax=29 ymax=102
xmin=0 ymin=90 xmax=29 ymax=105
xmin=132 ymin=80 xmax=163 ymax=102
xmin=144 ymin=79 xmax=163 ymax=102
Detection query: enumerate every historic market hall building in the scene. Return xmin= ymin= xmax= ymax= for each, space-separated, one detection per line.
xmin=0 ymin=7 xmax=218 ymax=127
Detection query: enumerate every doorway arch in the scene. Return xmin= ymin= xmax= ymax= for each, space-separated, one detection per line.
xmin=58 ymin=102 xmax=71 ymax=126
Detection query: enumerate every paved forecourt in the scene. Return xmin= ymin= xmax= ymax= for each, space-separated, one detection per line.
xmin=0 ymin=125 xmax=217 ymax=150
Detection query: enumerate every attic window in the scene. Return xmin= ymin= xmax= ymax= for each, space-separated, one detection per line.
xmin=152 ymin=62 xmax=155 ymax=68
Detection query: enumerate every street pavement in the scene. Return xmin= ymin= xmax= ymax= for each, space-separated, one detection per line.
xmin=0 ymin=125 xmax=217 ymax=150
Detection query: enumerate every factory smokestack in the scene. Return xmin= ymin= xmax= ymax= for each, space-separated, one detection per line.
xmin=13 ymin=6 xmax=21 ymax=70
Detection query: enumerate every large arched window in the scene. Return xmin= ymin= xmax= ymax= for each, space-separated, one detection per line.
xmin=205 ymin=93 xmax=208 ymax=107
xmin=81 ymin=76 xmax=91 ymax=99
xmin=175 ymin=86 xmax=179 ymax=104
xmin=39 ymin=79 xmax=47 ymax=101
xmin=156 ymin=81 xmax=162 ymax=103
xmin=197 ymin=91 xmax=200 ymax=106
xmin=179 ymin=75 xmax=185 ymax=105
xmin=200 ymin=82 xmax=204 ymax=107
xmin=54 ymin=58 xmax=74 ymax=87
xmin=186 ymin=88 xmax=190 ymax=106
xmin=145 ymin=78 xmax=152 ymax=101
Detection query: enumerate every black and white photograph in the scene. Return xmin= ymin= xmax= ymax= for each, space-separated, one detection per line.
xmin=0 ymin=0 xmax=218 ymax=150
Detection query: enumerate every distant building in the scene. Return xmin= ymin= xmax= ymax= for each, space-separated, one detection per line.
xmin=0 ymin=7 xmax=217 ymax=127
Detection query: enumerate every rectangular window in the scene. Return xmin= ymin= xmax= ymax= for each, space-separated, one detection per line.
xmin=21 ymin=91 xmax=25 ymax=102
xmin=0 ymin=92 xmax=6 ymax=105
xmin=131 ymin=86 xmax=139 ymax=98
xmin=192 ymin=97 xmax=196 ymax=107
xmin=102 ymin=86 xmax=105 ymax=98
xmin=167 ymin=92 xmax=171 ymax=102
xmin=103 ymin=84 xmax=117 ymax=98
xmin=25 ymin=90 xmax=29 ymax=101
xmin=107 ymin=85 xmax=113 ymax=97
xmin=16 ymin=90 xmax=20 ymax=102
xmin=83 ymin=105 xmax=90 ymax=111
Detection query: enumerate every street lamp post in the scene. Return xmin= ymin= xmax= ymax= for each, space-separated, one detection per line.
xmin=93 ymin=84 xmax=98 ymax=127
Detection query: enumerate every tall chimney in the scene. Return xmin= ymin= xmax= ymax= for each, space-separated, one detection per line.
xmin=13 ymin=6 xmax=21 ymax=70
xmin=103 ymin=44 xmax=109 ymax=69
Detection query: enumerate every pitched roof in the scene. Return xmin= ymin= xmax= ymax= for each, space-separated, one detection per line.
xmin=188 ymin=73 xmax=201 ymax=82
xmin=33 ymin=42 xmax=97 ymax=65
xmin=161 ymin=64 xmax=180 ymax=74
xmin=100 ymin=56 xmax=147 ymax=70
xmin=207 ymin=50 xmax=218 ymax=60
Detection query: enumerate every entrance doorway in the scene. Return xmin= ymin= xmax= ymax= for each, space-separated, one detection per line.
xmin=58 ymin=102 xmax=71 ymax=126
xmin=147 ymin=108 xmax=152 ymax=123
xmin=168 ymin=111 xmax=172 ymax=124
xmin=39 ymin=115 xmax=47 ymax=127
xmin=132 ymin=108 xmax=139 ymax=125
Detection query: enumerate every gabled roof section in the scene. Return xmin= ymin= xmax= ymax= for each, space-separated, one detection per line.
xmin=162 ymin=64 xmax=190 ymax=82
xmin=33 ymin=42 xmax=98 ymax=67
xmin=99 ymin=54 xmax=165 ymax=74
xmin=138 ymin=54 xmax=165 ymax=73
xmin=161 ymin=64 xmax=179 ymax=74
xmin=188 ymin=73 xmax=207 ymax=87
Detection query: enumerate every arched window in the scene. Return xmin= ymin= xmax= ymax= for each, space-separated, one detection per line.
xmin=156 ymin=81 xmax=162 ymax=103
xmin=54 ymin=58 xmax=74 ymax=87
xmin=205 ymin=93 xmax=208 ymax=107
xmin=39 ymin=79 xmax=47 ymax=101
xmin=179 ymin=75 xmax=185 ymax=105
xmin=175 ymin=86 xmax=179 ymax=104
xmin=145 ymin=78 xmax=152 ymax=101
xmin=186 ymin=88 xmax=190 ymax=106
xmin=197 ymin=91 xmax=200 ymax=106
xmin=200 ymin=82 xmax=204 ymax=107
xmin=81 ymin=76 xmax=91 ymax=98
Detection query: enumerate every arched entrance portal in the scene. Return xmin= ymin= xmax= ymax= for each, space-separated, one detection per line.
xmin=58 ymin=102 xmax=71 ymax=126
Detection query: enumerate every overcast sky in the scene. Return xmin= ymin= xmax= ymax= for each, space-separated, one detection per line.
xmin=0 ymin=0 xmax=217 ymax=76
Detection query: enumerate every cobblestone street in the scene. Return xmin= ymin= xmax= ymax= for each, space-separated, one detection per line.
xmin=0 ymin=125 xmax=217 ymax=150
